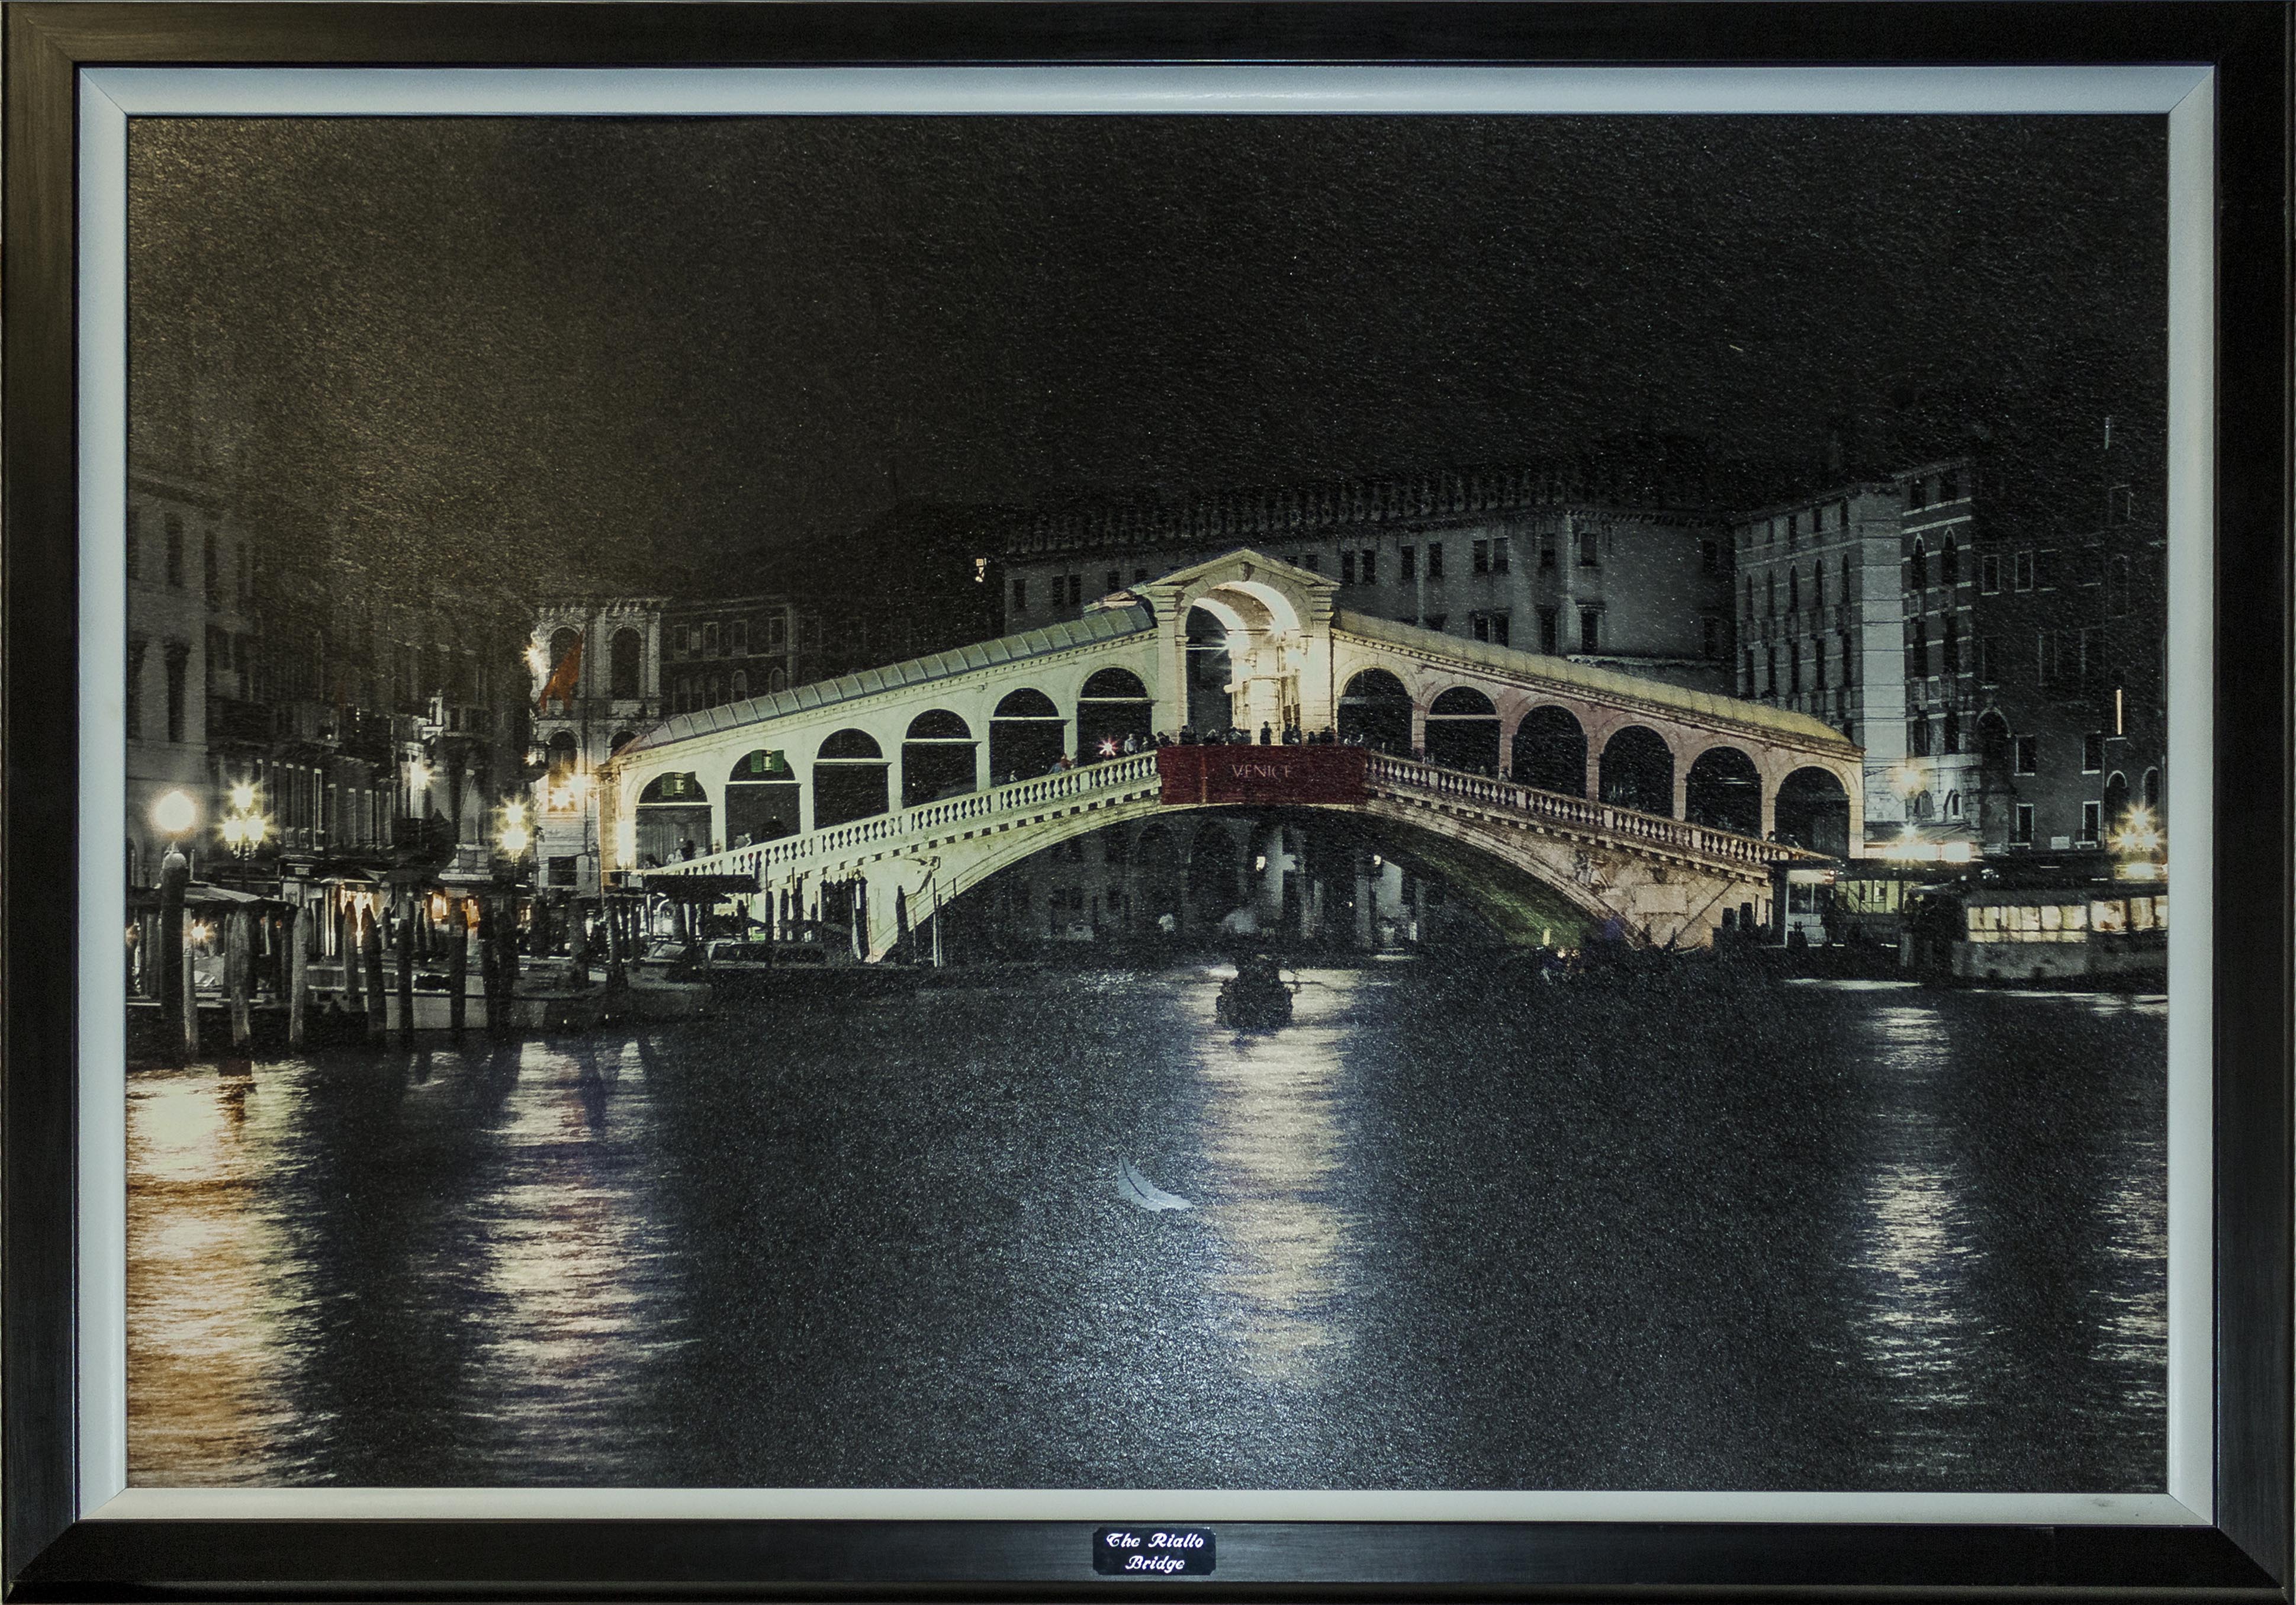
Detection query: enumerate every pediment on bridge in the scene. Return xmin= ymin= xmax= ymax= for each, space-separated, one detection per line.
xmin=1133 ymin=547 xmax=1337 ymax=635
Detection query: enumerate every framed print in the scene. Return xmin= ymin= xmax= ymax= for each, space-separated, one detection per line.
xmin=5 ymin=2 xmax=2289 ymax=1597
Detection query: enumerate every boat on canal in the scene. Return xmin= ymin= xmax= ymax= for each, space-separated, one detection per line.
xmin=605 ymin=941 xmax=714 ymax=1022
xmin=1215 ymin=953 xmax=1295 ymax=1028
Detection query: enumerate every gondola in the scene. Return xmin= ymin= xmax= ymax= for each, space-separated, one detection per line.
xmin=1215 ymin=953 xmax=1295 ymax=1028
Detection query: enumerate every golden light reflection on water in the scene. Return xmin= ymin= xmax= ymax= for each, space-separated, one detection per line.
xmin=1189 ymin=968 xmax=1359 ymax=1382
xmin=127 ymin=1071 xmax=306 ymax=1482
xmin=462 ymin=1038 xmax=678 ymax=1471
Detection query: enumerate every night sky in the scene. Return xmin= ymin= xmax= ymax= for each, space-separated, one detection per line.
xmin=128 ymin=114 xmax=2166 ymax=593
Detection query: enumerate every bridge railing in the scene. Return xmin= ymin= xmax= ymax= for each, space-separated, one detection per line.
xmin=651 ymin=751 xmax=1163 ymax=887
xmin=1365 ymin=754 xmax=1797 ymax=870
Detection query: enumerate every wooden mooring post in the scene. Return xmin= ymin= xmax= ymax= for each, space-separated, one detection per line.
xmin=448 ymin=899 xmax=469 ymax=1040
xmin=226 ymin=907 xmax=253 ymax=1053
xmin=362 ymin=909 xmax=388 ymax=1043
xmin=395 ymin=893 xmax=417 ymax=1052
xmin=286 ymin=903 xmax=308 ymax=1050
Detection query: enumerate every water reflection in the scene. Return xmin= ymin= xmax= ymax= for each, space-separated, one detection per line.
xmin=127 ymin=976 xmax=2166 ymax=1491
xmin=1189 ymin=969 xmax=1358 ymax=1382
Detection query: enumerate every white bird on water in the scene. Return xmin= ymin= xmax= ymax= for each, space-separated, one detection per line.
xmin=1116 ymin=1159 xmax=1192 ymax=1212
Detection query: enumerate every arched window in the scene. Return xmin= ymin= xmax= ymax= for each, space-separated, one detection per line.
xmin=1909 ymin=537 xmax=1928 ymax=590
xmin=609 ymin=628 xmax=642 ymax=699
xmin=1787 ymin=568 xmax=1800 ymax=613
xmin=1765 ymin=572 xmax=1776 ymax=616
xmin=1942 ymin=535 xmax=1960 ymax=585
xmin=730 ymin=670 xmax=748 ymax=701
xmin=1909 ymin=620 xmax=1929 ymax=677
xmin=1914 ymin=789 xmax=1935 ymax=822
xmin=1945 ymin=790 xmax=1963 ymax=819
xmin=1811 ymin=563 xmax=1825 ymax=612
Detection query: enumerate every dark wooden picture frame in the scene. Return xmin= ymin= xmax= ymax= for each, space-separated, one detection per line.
xmin=5 ymin=4 xmax=2288 ymax=1597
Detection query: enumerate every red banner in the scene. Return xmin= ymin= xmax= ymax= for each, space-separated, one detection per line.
xmin=1156 ymin=744 xmax=1369 ymax=806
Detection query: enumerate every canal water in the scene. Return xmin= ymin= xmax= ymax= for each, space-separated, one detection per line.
xmin=126 ymin=965 xmax=2166 ymax=1491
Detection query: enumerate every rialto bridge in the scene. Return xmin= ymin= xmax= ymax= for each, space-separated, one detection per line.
xmin=599 ymin=551 xmax=1863 ymax=956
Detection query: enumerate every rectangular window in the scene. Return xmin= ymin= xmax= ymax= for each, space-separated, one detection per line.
xmin=1301 ymin=552 xmax=1320 ymax=573
xmin=1911 ymin=715 xmax=1932 ymax=757
xmin=1400 ymin=546 xmax=1417 ymax=582
xmin=2082 ymin=732 xmax=2105 ymax=772
xmin=1011 ymin=576 xmax=1027 ymax=610
xmin=1579 ymin=607 xmax=1602 ymax=653
xmin=165 ymin=645 xmax=188 ymax=744
xmin=2014 ymin=734 xmax=2040 ymax=775
xmin=1341 ymin=551 xmax=1358 ymax=585
xmin=2035 ymin=548 xmax=2057 ymax=590
xmin=1359 ymin=549 xmax=1377 ymax=584
xmin=1940 ymin=468 xmax=1960 ymax=502
xmin=1977 ymin=635 xmax=1996 ymax=684
xmin=126 ymin=639 xmax=146 ymax=739
xmin=1472 ymin=614 xmax=1490 ymax=643
xmin=1577 ymin=530 xmax=1600 ymax=568
xmin=1472 ymin=539 xmax=1490 ymax=575
xmin=1702 ymin=616 xmax=1720 ymax=659
xmin=2080 ymin=800 xmax=2102 ymax=844
xmin=1425 ymin=543 xmax=1443 ymax=580
xmin=2014 ymin=550 xmax=2035 ymax=591
xmin=1540 ymin=533 xmax=1558 ymax=571
xmin=1542 ymin=607 xmax=1561 ymax=654
xmin=1067 ymin=574 xmax=1085 ymax=606
xmin=767 ymin=614 xmax=787 ymax=647
xmin=732 ymin=619 xmax=749 ymax=657
xmin=1492 ymin=537 xmax=1510 ymax=574
xmin=2013 ymin=803 xmax=2035 ymax=844
xmin=703 ymin=622 xmax=721 ymax=658
xmin=1421 ymin=613 xmax=1446 ymax=633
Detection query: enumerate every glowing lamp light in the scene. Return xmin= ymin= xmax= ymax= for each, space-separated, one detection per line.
xmin=408 ymin=759 xmax=434 ymax=790
xmin=189 ymin=921 xmax=214 ymax=945
xmin=229 ymin=781 xmax=256 ymax=813
xmin=1098 ymin=738 xmax=1120 ymax=757
xmin=525 ymin=643 xmax=550 ymax=675
xmin=151 ymin=789 xmax=197 ymax=838
xmin=221 ymin=816 xmax=247 ymax=848
xmin=1888 ymin=762 xmax=1922 ymax=797
xmin=499 ymin=821 xmax=532 ymax=856
xmin=1939 ymin=841 xmax=1975 ymax=864
xmin=503 ymin=800 xmax=528 ymax=828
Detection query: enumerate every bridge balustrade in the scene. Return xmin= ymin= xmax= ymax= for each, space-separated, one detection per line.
xmin=1364 ymin=754 xmax=1797 ymax=870
xmin=650 ymin=747 xmax=1799 ymax=896
xmin=658 ymin=752 xmax=1163 ymax=885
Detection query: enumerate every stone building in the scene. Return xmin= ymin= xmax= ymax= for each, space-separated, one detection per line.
xmin=1732 ymin=449 xmax=2166 ymax=860
xmin=126 ymin=466 xmax=528 ymax=892
xmin=997 ymin=457 xmax=1735 ymax=696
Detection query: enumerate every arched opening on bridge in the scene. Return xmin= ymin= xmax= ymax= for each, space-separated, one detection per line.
xmin=1184 ymin=606 xmax=1237 ymax=735
xmin=1599 ymin=726 xmax=1675 ymax=816
xmin=1076 ymin=667 xmax=1153 ymax=760
xmin=1424 ymin=687 xmax=1500 ymax=774
xmin=1776 ymin=767 xmax=1851 ymax=856
xmin=813 ymin=729 xmax=889 ymax=828
xmin=609 ymin=729 xmax=638 ymax=756
xmin=635 ymin=771 xmax=710 ymax=866
xmin=1684 ymin=745 xmax=1762 ymax=835
xmin=902 ymin=709 xmax=977 ymax=808
xmin=990 ymin=688 xmax=1066 ymax=783
xmin=609 ymin=628 xmax=642 ymax=699
xmin=726 ymin=748 xmax=801 ymax=847
xmin=1510 ymin=705 xmax=1587 ymax=796
xmin=1337 ymin=669 xmax=1411 ymax=753
xmin=1186 ymin=823 xmax=1244 ymax=925
xmin=1133 ymin=822 xmax=1181 ymax=931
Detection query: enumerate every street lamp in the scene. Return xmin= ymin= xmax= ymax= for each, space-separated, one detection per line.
xmin=151 ymin=788 xmax=197 ymax=841
xmin=2111 ymin=805 xmax=2165 ymax=880
xmin=497 ymin=799 xmax=532 ymax=860
xmin=220 ymin=781 xmax=270 ymax=859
